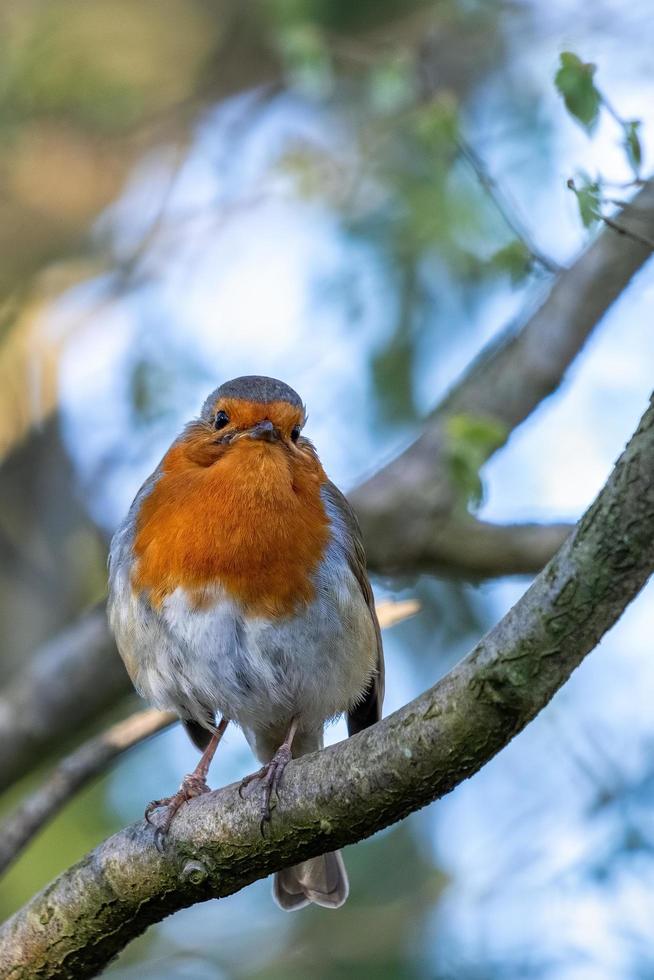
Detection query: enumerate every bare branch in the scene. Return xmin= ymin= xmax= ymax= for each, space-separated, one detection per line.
xmin=0 ymin=709 xmax=175 ymax=877
xmin=600 ymin=212 xmax=654 ymax=251
xmin=2 ymin=393 xmax=654 ymax=979
xmin=375 ymin=597 xmax=421 ymax=628
xmin=366 ymin=518 xmax=573 ymax=578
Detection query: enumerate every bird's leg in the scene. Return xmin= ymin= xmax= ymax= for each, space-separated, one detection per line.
xmin=146 ymin=716 xmax=229 ymax=852
xmin=239 ymin=717 xmax=299 ymax=834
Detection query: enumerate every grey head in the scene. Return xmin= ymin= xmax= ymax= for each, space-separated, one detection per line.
xmin=200 ymin=375 xmax=305 ymax=420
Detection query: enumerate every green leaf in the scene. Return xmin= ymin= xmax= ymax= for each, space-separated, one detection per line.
xmin=567 ymin=173 xmax=602 ymax=228
xmin=555 ymin=51 xmax=601 ymax=133
xmin=489 ymin=240 xmax=532 ymax=284
xmin=445 ymin=413 xmax=508 ymax=509
xmin=624 ymin=119 xmax=642 ymax=177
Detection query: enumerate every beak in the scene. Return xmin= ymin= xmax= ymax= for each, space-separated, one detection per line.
xmin=248 ymin=419 xmax=278 ymax=442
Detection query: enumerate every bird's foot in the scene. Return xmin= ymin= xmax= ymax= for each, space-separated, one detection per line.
xmin=239 ymin=743 xmax=293 ymax=835
xmin=145 ymin=772 xmax=211 ymax=852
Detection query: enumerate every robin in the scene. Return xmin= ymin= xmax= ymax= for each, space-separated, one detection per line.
xmin=108 ymin=375 xmax=384 ymax=910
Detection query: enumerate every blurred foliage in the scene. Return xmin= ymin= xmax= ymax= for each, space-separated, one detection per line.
xmin=0 ymin=0 xmax=215 ymax=132
xmin=0 ymin=0 xmax=220 ymax=288
xmin=445 ymin=413 xmax=508 ymax=510
xmin=268 ymin=0 xmax=434 ymax=35
xmin=488 ymin=240 xmax=533 ymax=284
xmin=370 ymin=262 xmax=420 ymax=420
xmin=280 ymin=78 xmax=536 ymax=423
xmin=0 ymin=770 xmax=119 ymax=920
xmin=555 ymin=52 xmax=602 ymax=134
xmin=623 ymin=119 xmax=643 ymax=176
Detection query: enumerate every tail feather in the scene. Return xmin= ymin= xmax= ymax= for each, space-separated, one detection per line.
xmin=273 ymin=850 xmax=349 ymax=911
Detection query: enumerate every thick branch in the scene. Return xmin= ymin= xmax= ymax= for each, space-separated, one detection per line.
xmin=2 ymin=394 xmax=653 ymax=979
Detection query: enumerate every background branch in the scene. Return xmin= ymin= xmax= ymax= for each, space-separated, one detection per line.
xmin=366 ymin=518 xmax=573 ymax=578
xmin=0 ymin=709 xmax=175 ymax=877
xmin=0 ymin=608 xmax=123 ymax=792
xmin=2 ymin=392 xmax=654 ymax=979
xmin=457 ymin=137 xmax=563 ymax=274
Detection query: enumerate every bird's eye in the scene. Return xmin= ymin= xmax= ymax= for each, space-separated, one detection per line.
xmin=214 ymin=410 xmax=230 ymax=430
xmin=291 ymin=424 xmax=301 ymax=443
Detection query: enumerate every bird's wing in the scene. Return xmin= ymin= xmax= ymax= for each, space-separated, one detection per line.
xmin=322 ymin=480 xmax=384 ymax=736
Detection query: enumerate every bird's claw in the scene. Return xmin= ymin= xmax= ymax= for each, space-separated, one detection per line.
xmin=144 ymin=773 xmax=211 ymax=851
xmin=154 ymin=825 xmax=168 ymax=854
xmin=144 ymin=797 xmax=168 ymax=825
xmin=239 ymin=743 xmax=292 ymax=835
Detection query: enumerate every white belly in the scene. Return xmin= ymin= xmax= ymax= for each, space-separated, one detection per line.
xmin=111 ymin=555 xmax=377 ymax=751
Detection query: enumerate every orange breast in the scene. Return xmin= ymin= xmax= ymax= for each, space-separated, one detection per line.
xmin=131 ymin=432 xmax=331 ymax=618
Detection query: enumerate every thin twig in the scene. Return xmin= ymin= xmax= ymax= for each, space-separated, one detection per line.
xmin=600 ymin=212 xmax=654 ymax=251
xmin=457 ymin=137 xmax=564 ymax=274
xmin=375 ymin=598 xmax=420 ymax=628
xmin=599 ymin=91 xmax=628 ymax=130
xmin=601 ymin=179 xmax=645 ymax=190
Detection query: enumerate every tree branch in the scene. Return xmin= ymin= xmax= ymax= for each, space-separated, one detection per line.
xmin=0 ymin=608 xmax=125 ymax=793
xmin=600 ymin=211 xmax=654 ymax=251
xmin=367 ymin=517 xmax=573 ymax=578
xmin=2 ymin=393 xmax=654 ymax=979
xmin=457 ymin=137 xmax=563 ymax=274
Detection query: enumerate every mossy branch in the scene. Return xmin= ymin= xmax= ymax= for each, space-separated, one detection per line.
xmin=2 ymin=394 xmax=654 ymax=980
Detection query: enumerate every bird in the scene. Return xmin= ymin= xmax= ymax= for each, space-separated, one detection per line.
xmin=108 ymin=375 xmax=384 ymax=910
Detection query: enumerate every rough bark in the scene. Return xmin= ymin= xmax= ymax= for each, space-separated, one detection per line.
xmin=2 ymin=393 xmax=653 ymax=980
